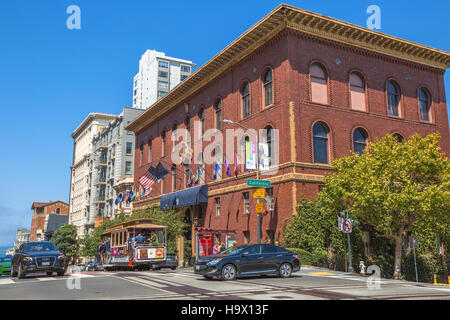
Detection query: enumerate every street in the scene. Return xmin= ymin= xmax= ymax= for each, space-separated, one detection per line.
xmin=1 ymin=266 xmax=449 ymax=300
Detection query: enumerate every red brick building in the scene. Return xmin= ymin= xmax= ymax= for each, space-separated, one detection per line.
xmin=126 ymin=5 xmax=450 ymax=255
xmin=30 ymin=201 xmax=69 ymax=242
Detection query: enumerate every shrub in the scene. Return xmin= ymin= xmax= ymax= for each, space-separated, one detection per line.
xmin=287 ymin=248 xmax=328 ymax=268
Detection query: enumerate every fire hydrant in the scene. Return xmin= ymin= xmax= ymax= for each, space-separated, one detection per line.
xmin=359 ymin=261 xmax=366 ymax=275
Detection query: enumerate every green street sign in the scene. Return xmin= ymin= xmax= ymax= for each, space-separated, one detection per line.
xmin=247 ymin=179 xmax=271 ymax=188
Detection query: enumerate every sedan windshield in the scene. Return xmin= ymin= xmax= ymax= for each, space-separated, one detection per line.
xmin=220 ymin=246 xmax=248 ymax=255
xmin=23 ymin=243 xmax=56 ymax=252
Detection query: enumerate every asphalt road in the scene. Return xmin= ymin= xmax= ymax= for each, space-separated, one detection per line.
xmin=0 ymin=266 xmax=449 ymax=300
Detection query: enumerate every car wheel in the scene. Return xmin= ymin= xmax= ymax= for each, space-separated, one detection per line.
xmin=171 ymin=267 xmax=177 ymax=270
xmin=221 ymin=264 xmax=236 ymax=281
xmin=279 ymin=263 xmax=292 ymax=278
xmin=57 ymin=271 xmax=65 ymax=277
xmin=18 ymin=263 xmax=26 ymax=279
xmin=10 ymin=264 xmax=17 ymax=278
xmin=47 ymin=272 xmax=53 ymax=276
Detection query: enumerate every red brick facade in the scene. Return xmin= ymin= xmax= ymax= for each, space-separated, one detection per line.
xmin=130 ymin=17 xmax=450 ymax=247
xmin=30 ymin=201 xmax=69 ymax=242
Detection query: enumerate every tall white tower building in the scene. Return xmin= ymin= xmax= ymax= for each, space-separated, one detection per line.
xmin=132 ymin=50 xmax=195 ymax=109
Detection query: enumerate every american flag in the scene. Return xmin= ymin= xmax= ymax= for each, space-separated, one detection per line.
xmin=138 ymin=166 xmax=158 ymax=196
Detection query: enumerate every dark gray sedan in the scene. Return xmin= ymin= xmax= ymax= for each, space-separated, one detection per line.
xmin=194 ymin=244 xmax=301 ymax=280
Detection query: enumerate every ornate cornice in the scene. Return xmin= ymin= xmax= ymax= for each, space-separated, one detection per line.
xmin=126 ymin=5 xmax=450 ymax=135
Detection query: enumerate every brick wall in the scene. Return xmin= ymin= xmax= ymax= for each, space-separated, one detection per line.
xmin=132 ymin=29 xmax=450 ymax=243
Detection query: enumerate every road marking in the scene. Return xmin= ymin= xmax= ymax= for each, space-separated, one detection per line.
xmin=114 ymin=275 xmax=176 ymax=295
xmin=0 ymin=278 xmax=15 ymax=285
xmin=309 ymin=272 xmax=335 ymax=275
xmin=37 ymin=277 xmax=59 ymax=281
xmin=125 ymin=276 xmax=168 ymax=288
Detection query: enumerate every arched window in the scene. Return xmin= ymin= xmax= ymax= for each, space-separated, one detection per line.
xmin=161 ymin=130 xmax=166 ymax=157
xmin=184 ymin=116 xmax=191 ymax=133
xmin=264 ymin=126 xmax=273 ymax=167
xmin=350 ymin=72 xmax=366 ymax=111
xmin=172 ymin=123 xmax=178 ymax=140
xmin=148 ymin=139 xmax=152 ymax=163
xmin=214 ymin=99 xmax=222 ymax=130
xmin=419 ymin=88 xmax=431 ymax=122
xmin=387 ymin=81 xmax=400 ymax=116
xmin=241 ymin=82 xmax=250 ymax=118
xmin=393 ymin=133 xmax=404 ymax=143
xmin=353 ymin=128 xmax=368 ymax=156
xmin=313 ymin=122 xmax=329 ymax=164
xmin=198 ymin=108 xmax=205 ymax=135
xmin=310 ymin=63 xmax=328 ymax=104
xmin=171 ymin=164 xmax=177 ymax=192
xmin=139 ymin=144 xmax=144 ymax=166
xmin=263 ymin=69 xmax=273 ymax=107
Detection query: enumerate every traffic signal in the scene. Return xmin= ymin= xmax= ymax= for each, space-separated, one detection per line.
xmin=338 ymin=210 xmax=348 ymax=219
xmin=263 ymin=210 xmax=269 ymax=216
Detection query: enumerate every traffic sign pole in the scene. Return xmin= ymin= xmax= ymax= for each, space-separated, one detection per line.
xmin=347 ymin=233 xmax=353 ymax=273
xmin=257 ymin=213 xmax=261 ymax=244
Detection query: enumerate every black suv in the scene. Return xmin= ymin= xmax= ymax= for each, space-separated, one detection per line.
xmin=194 ymin=244 xmax=301 ymax=280
xmin=11 ymin=241 xmax=65 ymax=278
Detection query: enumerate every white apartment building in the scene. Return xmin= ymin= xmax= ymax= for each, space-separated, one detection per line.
xmin=89 ymin=107 xmax=144 ymax=223
xmin=69 ymin=113 xmax=116 ymax=237
xmin=132 ymin=50 xmax=195 ymax=109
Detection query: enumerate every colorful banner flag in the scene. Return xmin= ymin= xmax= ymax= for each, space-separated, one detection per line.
xmin=258 ymin=142 xmax=270 ymax=171
xmin=127 ymin=190 xmax=133 ymax=203
xmin=114 ymin=193 xmax=123 ymax=205
xmin=224 ymin=155 xmax=232 ymax=177
xmin=194 ymin=166 xmax=202 ymax=184
xmin=213 ymin=161 xmax=220 ymax=180
xmin=246 ymin=140 xmax=256 ymax=170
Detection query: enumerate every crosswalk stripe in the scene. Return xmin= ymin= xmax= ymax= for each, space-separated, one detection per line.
xmin=0 ymin=278 xmax=15 ymax=285
xmin=127 ymin=276 xmax=168 ymax=288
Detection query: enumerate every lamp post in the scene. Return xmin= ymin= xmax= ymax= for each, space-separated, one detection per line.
xmin=223 ymin=120 xmax=261 ymax=243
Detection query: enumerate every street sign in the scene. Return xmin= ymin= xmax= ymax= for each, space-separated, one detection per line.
xmin=343 ymin=219 xmax=352 ymax=233
xmin=253 ymin=189 xmax=266 ymax=199
xmin=255 ymin=203 xmax=264 ymax=214
xmin=247 ymin=179 xmax=271 ymax=188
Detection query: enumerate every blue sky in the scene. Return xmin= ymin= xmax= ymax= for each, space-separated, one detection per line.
xmin=0 ymin=0 xmax=448 ymax=246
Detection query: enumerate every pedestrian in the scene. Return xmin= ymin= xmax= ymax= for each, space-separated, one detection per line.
xmin=274 ymin=241 xmax=280 ymax=246
xmin=135 ymin=233 xmax=145 ymax=245
xmin=97 ymin=241 xmax=105 ymax=265
xmin=232 ymin=241 xmax=237 ymax=247
xmin=105 ymin=237 xmax=111 ymax=264
xmin=213 ymin=243 xmax=219 ymax=255
xmin=218 ymin=242 xmax=226 ymax=253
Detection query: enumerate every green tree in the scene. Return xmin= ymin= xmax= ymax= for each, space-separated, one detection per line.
xmin=282 ymin=197 xmax=364 ymax=271
xmin=52 ymin=224 xmax=78 ymax=265
xmin=320 ymin=133 xmax=450 ymax=279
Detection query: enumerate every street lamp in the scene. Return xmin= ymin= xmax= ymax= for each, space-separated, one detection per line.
xmin=223 ymin=119 xmax=262 ymax=244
